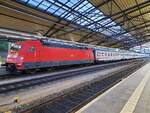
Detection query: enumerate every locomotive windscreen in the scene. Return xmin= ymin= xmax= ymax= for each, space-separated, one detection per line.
xmin=10 ymin=43 xmax=22 ymax=51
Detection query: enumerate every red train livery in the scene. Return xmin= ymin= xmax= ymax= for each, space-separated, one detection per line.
xmin=5 ymin=38 xmax=148 ymax=72
xmin=6 ymin=39 xmax=94 ymax=72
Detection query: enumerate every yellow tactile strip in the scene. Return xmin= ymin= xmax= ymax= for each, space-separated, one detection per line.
xmin=76 ymin=63 xmax=150 ymax=113
xmin=120 ymin=70 xmax=150 ymax=113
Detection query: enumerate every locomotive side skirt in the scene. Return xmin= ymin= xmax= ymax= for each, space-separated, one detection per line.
xmin=24 ymin=60 xmax=94 ymax=69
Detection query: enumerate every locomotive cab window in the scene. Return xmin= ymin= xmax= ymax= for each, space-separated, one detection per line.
xmin=10 ymin=43 xmax=22 ymax=51
xmin=28 ymin=46 xmax=35 ymax=52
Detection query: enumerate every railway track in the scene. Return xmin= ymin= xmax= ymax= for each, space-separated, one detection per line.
xmin=0 ymin=59 xmax=143 ymax=94
xmin=0 ymin=59 xmax=142 ymax=81
xmin=0 ymin=59 xmax=146 ymax=113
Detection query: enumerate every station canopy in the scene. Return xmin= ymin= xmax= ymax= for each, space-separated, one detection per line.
xmin=0 ymin=0 xmax=149 ymax=49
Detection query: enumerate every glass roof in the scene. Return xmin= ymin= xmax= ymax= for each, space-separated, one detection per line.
xmin=17 ymin=0 xmax=138 ymax=45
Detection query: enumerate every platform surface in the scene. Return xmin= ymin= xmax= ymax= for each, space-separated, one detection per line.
xmin=76 ymin=62 xmax=150 ymax=113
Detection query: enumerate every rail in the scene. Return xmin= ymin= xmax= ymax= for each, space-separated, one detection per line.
xmin=0 ymin=59 xmax=142 ymax=94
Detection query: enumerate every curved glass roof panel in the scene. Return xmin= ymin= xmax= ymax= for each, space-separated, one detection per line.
xmin=17 ymin=0 xmax=138 ymax=45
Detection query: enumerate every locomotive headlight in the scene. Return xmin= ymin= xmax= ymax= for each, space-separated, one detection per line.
xmin=7 ymin=54 xmax=12 ymax=58
xmin=20 ymin=56 xmax=24 ymax=60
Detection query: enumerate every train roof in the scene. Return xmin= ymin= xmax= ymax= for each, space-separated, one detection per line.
xmin=40 ymin=39 xmax=89 ymax=49
xmin=3 ymin=29 xmax=147 ymax=55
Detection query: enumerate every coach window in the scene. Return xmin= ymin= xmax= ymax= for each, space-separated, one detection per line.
xmin=28 ymin=46 xmax=35 ymax=52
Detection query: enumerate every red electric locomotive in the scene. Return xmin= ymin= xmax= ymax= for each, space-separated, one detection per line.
xmin=6 ymin=39 xmax=94 ymax=72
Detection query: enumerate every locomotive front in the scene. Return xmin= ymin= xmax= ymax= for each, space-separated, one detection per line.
xmin=6 ymin=42 xmax=24 ymax=72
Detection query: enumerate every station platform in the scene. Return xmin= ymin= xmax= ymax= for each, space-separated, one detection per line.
xmin=76 ymin=62 xmax=150 ymax=113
